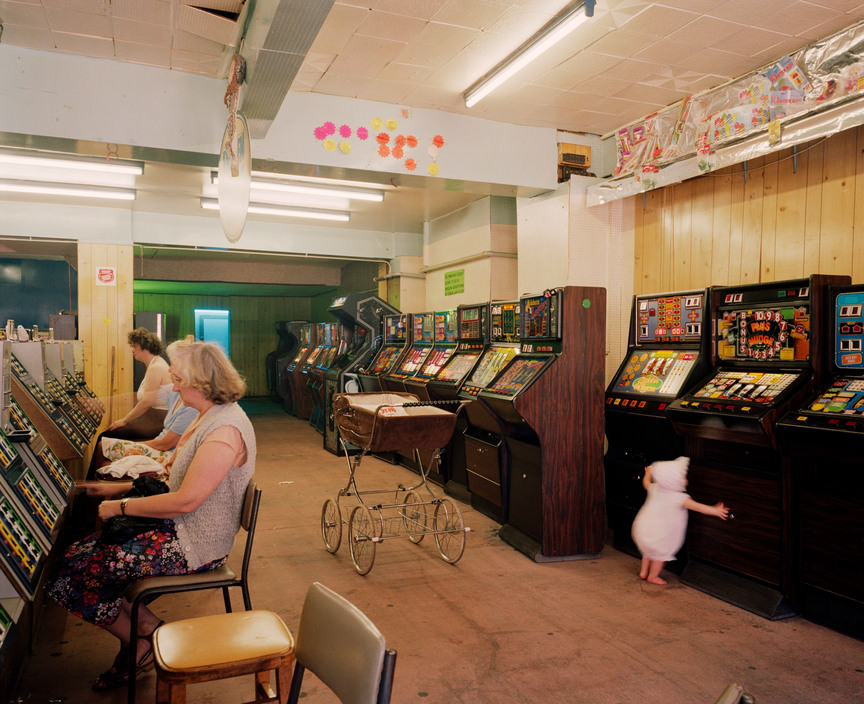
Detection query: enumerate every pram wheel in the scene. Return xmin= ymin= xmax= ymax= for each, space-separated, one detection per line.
xmin=321 ymin=497 xmax=342 ymax=553
xmin=349 ymin=504 xmax=378 ymax=575
xmin=433 ymin=498 xmax=466 ymax=564
xmin=401 ymin=491 xmax=427 ymax=544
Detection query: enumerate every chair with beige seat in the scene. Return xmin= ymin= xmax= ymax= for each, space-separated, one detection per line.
xmin=150 ymin=581 xmax=396 ymax=704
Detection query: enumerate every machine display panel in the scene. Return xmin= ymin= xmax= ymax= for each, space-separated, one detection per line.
xmin=490 ymin=302 xmax=520 ymax=343
xmin=413 ymin=313 xmax=435 ymax=345
xmin=0 ymin=491 xmax=45 ymax=594
xmin=435 ymin=310 xmax=457 ymax=343
xmin=611 ymin=350 xmax=700 ymax=398
xmin=416 ymin=347 xmax=456 ymax=380
xmin=8 ymin=400 xmax=73 ymax=496
xmin=485 ymin=356 xmax=548 ymax=396
xmin=636 ymin=293 xmax=704 ymax=343
xmin=692 ymin=369 xmax=801 ymax=405
xmin=717 ymin=305 xmax=811 ymax=362
xmin=457 ymin=305 xmax=486 ymax=342
xmin=384 ymin=315 xmax=408 ymax=344
xmin=435 ymin=352 xmax=481 ymax=383
xmin=805 ymin=378 xmax=864 ymax=415
xmin=395 ymin=346 xmax=430 ymax=375
xmin=835 ymin=291 xmax=864 ymax=369
xmin=465 ymin=347 xmax=518 ymax=389
xmin=520 ymin=293 xmax=561 ymax=341
xmin=370 ymin=347 xmax=402 ymax=374
xmin=304 ymin=346 xmax=324 ymax=367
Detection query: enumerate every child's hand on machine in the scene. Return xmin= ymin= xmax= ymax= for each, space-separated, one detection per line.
xmin=713 ymin=501 xmax=730 ymax=520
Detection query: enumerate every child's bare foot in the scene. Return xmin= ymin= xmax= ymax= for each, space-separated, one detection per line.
xmin=639 ymin=570 xmax=648 ymax=580
xmin=646 ymin=576 xmax=667 ymax=585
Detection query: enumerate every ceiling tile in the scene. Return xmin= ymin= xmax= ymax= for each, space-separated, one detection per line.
xmin=44 ymin=6 xmax=113 ymax=36
xmin=0 ymin=23 xmax=54 ymax=49
xmin=115 ymin=39 xmax=171 ymax=67
xmin=52 ymin=31 xmax=114 ymax=56
xmin=618 ymin=5 xmax=699 ymax=37
xmin=328 ymin=34 xmax=406 ymax=75
xmin=42 ymin=0 xmax=108 ymax=13
xmin=0 ymin=1 xmax=48 ymax=26
xmin=112 ymin=16 xmax=172 ymax=46
xmin=173 ymin=28 xmax=225 ymax=56
xmin=111 ymin=0 xmax=171 ymax=25
xmin=414 ymin=20 xmax=478 ymax=50
xmin=585 ymin=28 xmax=661 ymax=59
xmin=666 ymin=15 xmax=752 ymax=48
xmin=432 ymin=0 xmax=510 ymax=30
xmin=348 ymin=0 xmax=449 ymax=21
xmin=356 ymin=9 xmax=427 ymax=42
xmin=308 ymin=3 xmax=368 ymax=54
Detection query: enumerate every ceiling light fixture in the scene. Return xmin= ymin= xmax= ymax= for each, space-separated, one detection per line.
xmin=0 ymin=179 xmax=136 ymax=201
xmin=200 ymin=198 xmax=350 ymax=222
xmin=0 ymin=150 xmax=143 ymax=176
xmin=463 ymin=0 xmax=596 ymax=108
xmin=211 ymin=173 xmax=384 ymax=202
xmin=250 ymin=171 xmax=396 ymax=191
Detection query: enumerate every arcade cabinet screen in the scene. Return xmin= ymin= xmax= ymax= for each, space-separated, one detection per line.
xmin=457 ymin=306 xmax=485 ymax=341
xmin=490 ymin=302 xmax=520 ymax=344
xmin=717 ymin=304 xmax=810 ymax=362
xmin=486 ymin=356 xmax=547 ymax=396
xmin=370 ymin=347 xmax=402 ymax=374
xmin=436 ymin=352 xmax=481 ymax=383
xmin=418 ymin=348 xmax=454 ymax=379
xmin=413 ymin=314 xmax=435 ymax=344
xmin=636 ymin=293 xmax=704 ymax=343
xmin=305 ymin=346 xmax=324 ymax=366
xmin=396 ymin=347 xmax=428 ymax=374
xmin=835 ymin=291 xmax=864 ymax=369
xmin=466 ymin=347 xmax=519 ymax=388
xmin=807 ymin=378 xmax=864 ymax=414
xmin=692 ymin=369 xmax=800 ymax=404
xmin=520 ymin=294 xmax=561 ymax=341
xmin=384 ymin=315 xmax=407 ymax=343
xmin=612 ymin=350 xmax=700 ymax=398
xmin=435 ymin=310 xmax=457 ymax=343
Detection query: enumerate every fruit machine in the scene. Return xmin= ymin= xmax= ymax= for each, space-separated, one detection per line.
xmin=477 ymin=287 xmax=607 ymax=560
xmin=604 ymin=289 xmax=711 ymax=558
xmin=457 ymin=301 xmax=521 ymax=521
xmin=58 ymin=341 xmax=104 ymax=428
xmin=308 ymin=323 xmax=340 ymax=433
xmin=380 ymin=312 xmax=435 ymax=394
xmin=323 ymin=293 xmax=400 ymax=455
xmin=356 ymin=313 xmax=412 ymax=393
xmin=7 ymin=343 xmax=88 ymax=473
xmin=297 ymin=323 xmax=327 ymax=421
xmin=40 ymin=342 xmax=98 ymax=442
xmin=404 ymin=309 xmax=458 ymax=402
xmin=268 ymin=320 xmax=305 ymax=412
xmin=776 ymin=283 xmax=864 ymax=638
xmin=666 ymin=274 xmax=846 ymax=619
xmin=288 ymin=323 xmax=317 ymax=419
xmin=426 ymin=303 xmax=489 ymax=494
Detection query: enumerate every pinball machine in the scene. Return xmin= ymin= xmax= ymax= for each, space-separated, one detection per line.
xmin=479 ymin=286 xmax=607 ymax=560
xmin=323 ymin=293 xmax=399 ymax=455
xmin=667 ymin=275 xmax=846 ymax=619
xmin=604 ymin=289 xmax=711 ymax=558
xmin=776 ymin=283 xmax=864 ymax=638
xmin=457 ymin=301 xmax=521 ymax=521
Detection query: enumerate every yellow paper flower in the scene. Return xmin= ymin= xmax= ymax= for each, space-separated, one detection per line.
xmin=323 ymin=138 xmax=336 ymax=152
xmin=339 ymin=141 xmax=351 ymax=154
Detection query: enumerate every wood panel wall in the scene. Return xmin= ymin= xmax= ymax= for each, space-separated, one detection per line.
xmin=133 ymin=293 xmax=311 ymax=398
xmin=634 ymin=127 xmax=864 ymax=293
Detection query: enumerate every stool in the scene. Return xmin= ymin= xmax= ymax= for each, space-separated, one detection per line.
xmin=152 ymin=610 xmax=295 ymax=704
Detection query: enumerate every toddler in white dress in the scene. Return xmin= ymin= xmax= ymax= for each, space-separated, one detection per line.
xmin=631 ymin=456 xmax=729 ymax=585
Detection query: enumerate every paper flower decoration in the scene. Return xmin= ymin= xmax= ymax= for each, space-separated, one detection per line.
xmin=339 ymin=124 xmax=352 ymax=138
xmin=433 ymin=135 xmax=445 ymax=147
xmin=405 ymin=158 xmax=417 ymax=171
xmin=339 ymin=141 xmax=351 ymax=154
xmin=357 ymin=126 xmax=369 ymax=140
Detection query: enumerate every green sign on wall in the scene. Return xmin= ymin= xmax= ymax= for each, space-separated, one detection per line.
xmin=444 ymin=269 xmax=465 ymax=296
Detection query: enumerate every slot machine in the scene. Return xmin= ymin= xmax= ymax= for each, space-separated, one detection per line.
xmin=39 ymin=341 xmax=98 ymax=443
xmin=323 ymin=293 xmax=399 ymax=455
xmin=58 ymin=341 xmax=104 ymax=427
xmin=426 ymin=303 xmax=488 ymax=494
xmin=776 ymin=283 xmax=864 ymax=638
xmin=457 ymin=301 xmax=521 ymax=521
xmin=298 ymin=323 xmax=329 ymax=423
xmin=269 ymin=321 xmax=305 ymax=412
xmin=605 ymin=289 xmax=711 ymax=557
xmin=479 ymin=286 xmax=607 ymax=560
xmin=356 ymin=314 xmax=412 ymax=393
xmin=308 ymin=323 xmax=340 ymax=433
xmin=380 ymin=312 xmax=435 ymax=394
xmin=667 ymin=274 xmax=846 ymax=619
xmin=288 ymin=323 xmax=317 ymax=419
xmin=404 ymin=310 xmax=458 ymax=402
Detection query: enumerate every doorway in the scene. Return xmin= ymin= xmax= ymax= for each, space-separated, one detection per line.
xmin=194 ymin=309 xmax=230 ymax=356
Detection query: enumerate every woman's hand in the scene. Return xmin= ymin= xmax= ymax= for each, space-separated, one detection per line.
xmin=76 ymin=480 xmax=131 ymax=498
xmin=98 ymin=500 xmax=122 ymax=521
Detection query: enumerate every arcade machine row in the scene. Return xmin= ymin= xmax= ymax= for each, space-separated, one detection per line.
xmin=356 ymin=313 xmax=412 ymax=394
xmin=323 ymin=293 xmax=400 ymax=455
xmin=666 ymin=274 xmax=847 ymax=619
xmin=459 ymin=301 xmax=521 ymax=522
xmin=298 ymin=323 xmax=330 ymax=424
xmin=288 ymin=323 xmax=317 ymax=419
xmin=308 ymin=323 xmax=341 ymax=433
xmin=57 ymin=341 xmax=105 ymax=428
xmin=776 ymin=283 xmax=864 ymax=639
xmin=426 ymin=302 xmax=488 ymax=495
xmin=403 ymin=310 xmax=458 ymax=485
xmin=604 ymin=289 xmax=711 ymax=558
xmin=480 ymin=286 xmax=607 ymax=561
xmin=268 ymin=320 xmax=305 ymax=411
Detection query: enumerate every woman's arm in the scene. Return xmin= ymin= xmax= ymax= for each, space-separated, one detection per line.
xmin=108 ymin=360 xmax=169 ymax=429
xmin=98 ymin=426 xmax=244 ymax=521
xmin=683 ymin=498 xmax=729 ymax=519
xmin=78 ymin=480 xmax=133 ymax=498
xmin=141 ymin=430 xmax=181 ymax=452
xmin=642 ymin=465 xmax=653 ymax=491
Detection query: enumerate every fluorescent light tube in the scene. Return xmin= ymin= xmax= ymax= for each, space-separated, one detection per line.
xmin=200 ymin=198 xmax=350 ymax=222
xmin=0 ymin=179 xmax=136 ymax=200
xmin=212 ymin=174 xmax=384 ymax=202
xmin=249 ymin=171 xmax=396 ymax=191
xmin=0 ymin=151 xmax=143 ymax=175
xmin=463 ymin=1 xmax=593 ymax=108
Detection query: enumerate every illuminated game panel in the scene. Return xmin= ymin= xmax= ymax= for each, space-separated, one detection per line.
xmin=614 ymin=350 xmax=700 ymax=398
xmin=417 ymin=347 xmax=455 ymax=379
xmin=370 ymin=347 xmax=402 ymax=374
xmin=807 ymin=378 xmax=864 ymax=414
xmin=304 ymin=347 xmax=324 ymax=366
xmin=636 ymin=294 xmax=704 ymax=343
xmin=0 ymin=494 xmax=43 ymax=581
xmin=16 ymin=469 xmax=61 ymax=534
xmin=693 ymin=370 xmax=801 ymax=404
xmin=458 ymin=307 xmax=482 ymax=340
xmin=435 ymin=311 xmax=457 ymax=343
xmin=835 ymin=291 xmax=864 ymax=369
xmin=486 ymin=357 xmax=547 ymax=396
xmin=717 ymin=305 xmax=811 ymax=362
xmin=290 ymin=345 xmax=308 ymax=364
xmin=413 ymin=314 xmax=435 ymax=345
xmin=385 ymin=315 xmax=407 ymax=343
xmin=521 ymin=294 xmax=560 ymax=340
xmin=397 ymin=347 xmax=430 ymax=374
xmin=0 ymin=434 xmax=15 ymax=470
xmin=466 ymin=347 xmax=519 ymax=388
xmin=436 ymin=352 xmax=481 ymax=383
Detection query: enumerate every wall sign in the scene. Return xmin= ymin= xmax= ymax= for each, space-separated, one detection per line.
xmin=444 ymin=269 xmax=464 ymax=296
xmin=95 ymin=266 xmax=116 ymax=287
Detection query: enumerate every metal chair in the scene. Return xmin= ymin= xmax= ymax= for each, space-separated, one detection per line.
xmin=125 ymin=479 xmax=262 ymax=704
xmin=286 ymin=581 xmax=397 ymax=704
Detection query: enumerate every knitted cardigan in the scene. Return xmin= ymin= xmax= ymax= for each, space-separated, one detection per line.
xmin=168 ymin=402 xmax=256 ymax=570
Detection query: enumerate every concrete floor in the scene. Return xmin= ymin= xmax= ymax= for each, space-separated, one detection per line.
xmin=13 ymin=402 xmax=864 ymax=703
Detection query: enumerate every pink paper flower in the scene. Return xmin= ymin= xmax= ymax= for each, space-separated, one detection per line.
xmin=339 ymin=124 xmax=351 ymax=138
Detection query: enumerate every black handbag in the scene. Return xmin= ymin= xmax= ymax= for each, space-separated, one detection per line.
xmin=100 ymin=476 xmax=169 ymax=545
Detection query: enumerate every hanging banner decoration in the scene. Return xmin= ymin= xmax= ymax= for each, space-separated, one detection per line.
xmin=218 ymin=55 xmax=250 ymax=243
